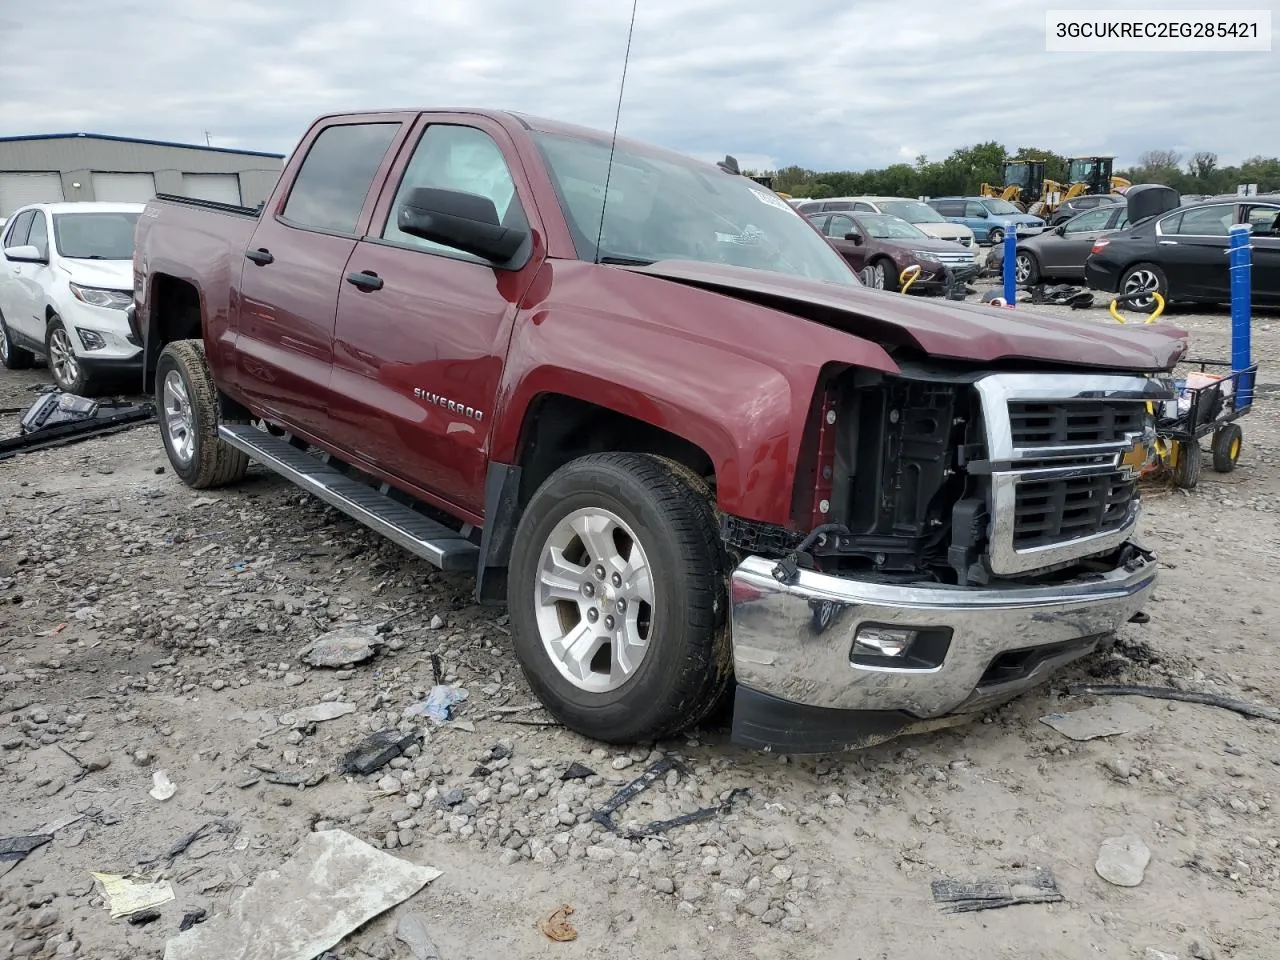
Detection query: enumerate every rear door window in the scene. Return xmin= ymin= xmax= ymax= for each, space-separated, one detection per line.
xmin=1165 ymin=204 xmax=1233 ymax=236
xmin=282 ymin=122 xmax=400 ymax=234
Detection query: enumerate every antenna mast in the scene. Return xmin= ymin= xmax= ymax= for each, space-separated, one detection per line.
xmin=593 ymin=0 xmax=639 ymax=264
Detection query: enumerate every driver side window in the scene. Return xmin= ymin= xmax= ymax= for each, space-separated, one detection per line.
xmin=382 ymin=124 xmax=528 ymax=259
xmin=26 ymin=212 xmax=49 ymax=258
xmin=4 ymin=211 xmax=34 ymax=248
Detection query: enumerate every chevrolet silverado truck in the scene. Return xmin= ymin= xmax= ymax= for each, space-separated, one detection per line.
xmin=130 ymin=109 xmax=1187 ymax=753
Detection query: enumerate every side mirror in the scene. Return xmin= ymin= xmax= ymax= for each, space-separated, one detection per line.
xmin=844 ymin=232 xmax=863 ymax=245
xmin=396 ymin=187 xmax=527 ymax=264
xmin=973 ymin=209 xmax=990 ymax=219
xmin=1054 ymin=224 xmax=1067 ymax=236
xmin=4 ymin=244 xmax=45 ymax=263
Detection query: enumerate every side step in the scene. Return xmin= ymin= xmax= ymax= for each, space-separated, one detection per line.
xmin=218 ymin=424 xmax=480 ymax=572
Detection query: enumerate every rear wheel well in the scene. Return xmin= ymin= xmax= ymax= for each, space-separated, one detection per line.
xmin=516 ymin=394 xmax=715 ymax=505
xmin=144 ymin=275 xmax=203 ymax=386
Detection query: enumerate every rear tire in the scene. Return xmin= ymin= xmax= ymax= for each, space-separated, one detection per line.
xmin=1014 ymin=250 xmax=1040 ymax=285
xmin=0 ymin=313 xmax=35 ymax=370
xmin=1119 ymin=263 xmax=1169 ymax=314
xmin=1211 ymin=423 xmax=1242 ymax=473
xmin=1172 ymin=439 xmax=1202 ymax=489
xmin=507 ymin=452 xmax=731 ymax=744
xmin=155 ymin=339 xmax=249 ymax=489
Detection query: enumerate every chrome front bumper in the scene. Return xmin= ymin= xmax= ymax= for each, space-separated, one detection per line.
xmin=729 ymin=550 xmax=1156 ymax=721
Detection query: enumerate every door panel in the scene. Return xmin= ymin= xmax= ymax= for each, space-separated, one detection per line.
xmin=12 ymin=211 xmax=53 ymax=340
xmin=1158 ymin=204 xmax=1235 ymax=298
xmin=328 ymin=116 xmax=546 ymax=516
xmin=0 ymin=211 xmax=35 ymax=335
xmin=1048 ymin=208 xmax=1114 ymax=276
xmin=823 ymin=214 xmax=866 ymax=272
xmin=232 ymin=119 xmax=408 ymax=435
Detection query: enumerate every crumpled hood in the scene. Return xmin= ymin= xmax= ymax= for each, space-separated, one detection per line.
xmin=624 ymin=261 xmax=1187 ymax=372
xmin=57 ymin=258 xmax=133 ymax=291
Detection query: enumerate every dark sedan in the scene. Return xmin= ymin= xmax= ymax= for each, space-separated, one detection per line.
xmin=989 ymin=203 xmax=1131 ymax=284
xmin=1085 ymin=198 xmax=1280 ymax=311
xmin=1046 ymin=193 xmax=1123 ymax=226
xmin=807 ymin=211 xmax=978 ymax=293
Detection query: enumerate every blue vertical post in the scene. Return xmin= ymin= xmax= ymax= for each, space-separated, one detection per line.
xmin=1002 ymin=228 xmax=1017 ymax=305
xmin=1229 ymin=224 xmax=1253 ymax=406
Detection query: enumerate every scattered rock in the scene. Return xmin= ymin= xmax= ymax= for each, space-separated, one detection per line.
xmin=1096 ymin=834 xmax=1151 ymax=886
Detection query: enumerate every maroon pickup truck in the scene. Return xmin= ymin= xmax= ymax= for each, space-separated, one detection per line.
xmin=130 ymin=109 xmax=1187 ymax=753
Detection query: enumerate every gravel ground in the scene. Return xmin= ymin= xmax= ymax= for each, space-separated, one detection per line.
xmin=1 ymin=294 xmax=1278 ymax=960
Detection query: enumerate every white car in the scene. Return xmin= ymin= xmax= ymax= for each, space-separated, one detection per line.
xmin=793 ymin=196 xmax=977 ymax=247
xmin=0 ymin=202 xmax=143 ymax=394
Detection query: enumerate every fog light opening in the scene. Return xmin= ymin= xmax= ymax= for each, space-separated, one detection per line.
xmin=850 ymin=624 xmax=953 ymax=670
xmin=76 ymin=328 xmax=107 ymax=351
xmin=853 ymin=626 xmax=915 ymax=658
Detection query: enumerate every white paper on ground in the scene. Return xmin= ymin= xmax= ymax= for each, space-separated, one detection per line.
xmin=162 ymin=829 xmax=442 ymax=960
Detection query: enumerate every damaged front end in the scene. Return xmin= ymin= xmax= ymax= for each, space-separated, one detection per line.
xmin=722 ymin=365 xmax=1173 ymax=753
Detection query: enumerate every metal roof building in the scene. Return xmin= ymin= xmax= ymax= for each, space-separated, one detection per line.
xmin=0 ymin=133 xmax=285 ymax=217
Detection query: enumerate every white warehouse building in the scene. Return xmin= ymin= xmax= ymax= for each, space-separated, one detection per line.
xmin=0 ymin=132 xmax=285 ymax=217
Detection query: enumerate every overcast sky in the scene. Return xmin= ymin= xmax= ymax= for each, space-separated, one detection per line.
xmin=0 ymin=0 xmax=1276 ymax=173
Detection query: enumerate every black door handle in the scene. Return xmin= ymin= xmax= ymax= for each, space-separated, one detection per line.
xmin=245 ymin=248 xmax=274 ymax=265
xmin=345 ymin=270 xmax=384 ymax=291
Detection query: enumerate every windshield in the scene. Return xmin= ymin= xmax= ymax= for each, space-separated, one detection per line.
xmin=857 ymin=214 xmax=929 ymax=240
xmin=1003 ymin=163 xmax=1032 ymax=187
xmin=1068 ymin=159 xmax=1102 ymax=183
xmin=534 ymin=133 xmax=857 ymax=285
xmin=876 ymin=200 xmax=945 ymax=223
xmin=52 ymin=212 xmax=140 ymax=260
xmin=981 ymin=198 xmax=1021 ymax=215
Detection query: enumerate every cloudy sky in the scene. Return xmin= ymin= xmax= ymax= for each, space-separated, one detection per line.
xmin=0 ymin=0 xmax=1276 ymax=173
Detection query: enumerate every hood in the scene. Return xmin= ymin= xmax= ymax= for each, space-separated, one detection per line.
xmin=623 ymin=261 xmax=1187 ymax=372
xmin=915 ymin=222 xmax=971 ymax=240
xmin=903 ymin=236 xmax=976 ymax=255
xmin=57 ymin=258 xmax=133 ymax=291
xmin=1001 ymin=214 xmax=1045 ymax=226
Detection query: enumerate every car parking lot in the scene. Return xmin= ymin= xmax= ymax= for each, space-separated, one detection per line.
xmin=2 ymin=294 xmax=1278 ymax=960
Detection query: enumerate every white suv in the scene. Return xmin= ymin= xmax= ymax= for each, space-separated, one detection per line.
xmin=0 ymin=202 xmax=144 ymax=394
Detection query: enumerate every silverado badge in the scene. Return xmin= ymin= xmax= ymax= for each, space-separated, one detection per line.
xmin=413 ymin=388 xmax=484 ymax=422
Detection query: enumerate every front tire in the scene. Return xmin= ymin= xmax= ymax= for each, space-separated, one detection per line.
xmin=507 ymin=453 xmax=731 ymax=744
xmin=1172 ymin=439 xmax=1202 ymax=489
xmin=45 ymin=315 xmax=95 ymax=394
xmin=861 ymin=259 xmax=891 ymax=290
xmin=0 ymin=313 xmax=35 ymax=370
xmin=988 ymin=227 xmax=1005 ymax=247
xmin=155 ymin=339 xmax=249 ymax=489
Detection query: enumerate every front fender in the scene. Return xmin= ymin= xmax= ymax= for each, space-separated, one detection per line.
xmin=491 ymin=262 xmax=899 ymax=526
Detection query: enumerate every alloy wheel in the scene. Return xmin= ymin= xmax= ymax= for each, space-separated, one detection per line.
xmin=533 ymin=506 xmax=655 ymax=694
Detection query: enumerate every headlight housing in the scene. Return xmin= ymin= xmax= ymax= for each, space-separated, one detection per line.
xmin=69 ymin=283 xmax=133 ymax=310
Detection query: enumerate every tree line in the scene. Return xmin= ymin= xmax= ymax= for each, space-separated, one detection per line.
xmin=753 ymin=145 xmax=1280 ymax=199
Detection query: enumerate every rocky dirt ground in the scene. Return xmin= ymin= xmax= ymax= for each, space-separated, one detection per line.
xmin=1 ymin=295 xmax=1278 ymax=960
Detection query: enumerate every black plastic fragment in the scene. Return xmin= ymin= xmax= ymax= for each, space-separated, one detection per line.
xmin=591 ymin=757 xmax=750 ymax=840
xmin=338 ymin=730 xmax=419 ymax=776
xmin=128 ymin=908 xmax=162 ymax=926
xmin=0 ymin=834 xmax=52 ymax=862
xmin=560 ymin=762 xmax=595 ymax=781
xmin=178 ymin=908 xmax=207 ymax=932
xmin=931 ymin=867 xmax=1063 ymax=914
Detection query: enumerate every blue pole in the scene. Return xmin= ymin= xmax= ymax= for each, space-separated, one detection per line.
xmin=1002 ymin=227 xmax=1017 ymax=305
xmin=1229 ymin=224 xmax=1252 ymax=406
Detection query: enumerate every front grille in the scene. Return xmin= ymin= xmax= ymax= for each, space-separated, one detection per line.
xmin=1009 ymin=400 xmax=1147 ymax=447
xmin=975 ymin=373 xmax=1169 ymax=576
xmin=1013 ymin=473 xmax=1137 ymax=548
